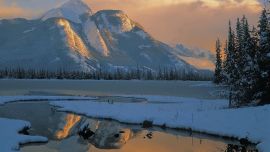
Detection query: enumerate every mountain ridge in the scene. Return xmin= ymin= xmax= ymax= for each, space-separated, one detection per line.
xmin=0 ymin=0 xmax=213 ymax=73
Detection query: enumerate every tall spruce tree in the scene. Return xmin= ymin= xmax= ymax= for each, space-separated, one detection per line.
xmin=214 ymin=38 xmax=223 ymax=84
xmin=224 ymin=21 xmax=236 ymax=85
xmin=257 ymin=9 xmax=270 ymax=104
xmin=222 ymin=41 xmax=229 ymax=83
xmin=216 ymin=9 xmax=270 ymax=106
xmin=238 ymin=18 xmax=258 ymax=104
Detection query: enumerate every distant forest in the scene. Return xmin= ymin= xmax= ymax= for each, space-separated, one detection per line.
xmin=214 ymin=8 xmax=270 ymax=106
xmin=0 ymin=67 xmax=212 ymax=81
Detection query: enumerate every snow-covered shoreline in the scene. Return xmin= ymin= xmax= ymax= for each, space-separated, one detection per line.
xmin=0 ymin=118 xmax=47 ymax=152
xmin=0 ymin=95 xmax=269 ymax=152
xmin=49 ymin=95 xmax=269 ymax=152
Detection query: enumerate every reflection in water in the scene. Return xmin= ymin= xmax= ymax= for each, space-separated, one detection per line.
xmin=0 ymin=101 xmax=258 ymax=152
xmin=225 ymin=144 xmax=259 ymax=152
xmin=84 ymin=122 xmax=134 ymax=149
xmin=56 ymin=114 xmax=81 ymax=139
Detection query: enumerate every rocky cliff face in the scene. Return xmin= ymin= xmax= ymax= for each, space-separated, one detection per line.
xmin=0 ymin=0 xmax=207 ymax=73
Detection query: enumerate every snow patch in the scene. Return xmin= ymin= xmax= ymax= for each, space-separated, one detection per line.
xmin=138 ymin=45 xmax=151 ymax=49
xmin=135 ymin=31 xmax=147 ymax=39
xmin=180 ymin=56 xmax=215 ymax=70
xmin=42 ymin=0 xmax=92 ymax=24
xmin=0 ymin=118 xmax=47 ymax=152
xmin=57 ymin=18 xmax=90 ymax=59
xmin=23 ymin=27 xmax=36 ymax=34
xmin=99 ymin=11 xmax=135 ymax=33
xmin=83 ymin=19 xmax=109 ymax=56
xmin=140 ymin=52 xmax=152 ymax=61
xmin=50 ymin=57 xmax=61 ymax=63
xmin=49 ymin=95 xmax=269 ymax=152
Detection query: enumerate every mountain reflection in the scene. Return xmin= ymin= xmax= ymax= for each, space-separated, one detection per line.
xmin=56 ymin=114 xmax=81 ymax=139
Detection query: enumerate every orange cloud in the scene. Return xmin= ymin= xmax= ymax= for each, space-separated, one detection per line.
xmin=0 ymin=1 xmax=34 ymax=19
xmin=82 ymin=0 xmax=262 ymax=51
xmin=83 ymin=0 xmax=262 ymax=11
xmin=0 ymin=0 xmax=263 ymax=51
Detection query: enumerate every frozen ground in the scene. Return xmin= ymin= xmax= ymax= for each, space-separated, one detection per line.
xmin=49 ymin=97 xmax=269 ymax=152
xmin=0 ymin=80 xmax=225 ymax=99
xmin=0 ymin=80 xmax=267 ymax=151
xmin=0 ymin=118 xmax=47 ymax=152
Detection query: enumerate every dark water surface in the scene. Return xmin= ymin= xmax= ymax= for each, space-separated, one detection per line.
xmin=0 ymin=101 xmax=258 ymax=152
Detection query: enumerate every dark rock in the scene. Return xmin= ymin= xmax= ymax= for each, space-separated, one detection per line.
xmin=146 ymin=132 xmax=153 ymax=139
xmin=19 ymin=126 xmax=30 ymax=135
xmin=78 ymin=125 xmax=95 ymax=140
xmin=119 ymin=131 xmax=125 ymax=134
xmin=240 ymin=138 xmax=252 ymax=146
xmin=114 ymin=134 xmax=120 ymax=138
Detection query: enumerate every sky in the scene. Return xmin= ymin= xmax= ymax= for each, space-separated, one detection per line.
xmin=0 ymin=0 xmax=266 ymax=51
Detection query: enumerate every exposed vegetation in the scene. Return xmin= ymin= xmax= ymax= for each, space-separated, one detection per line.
xmin=0 ymin=67 xmax=212 ymax=81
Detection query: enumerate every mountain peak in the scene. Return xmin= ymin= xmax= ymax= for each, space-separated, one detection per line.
xmin=42 ymin=0 xmax=92 ymax=23
xmin=94 ymin=10 xmax=136 ymax=33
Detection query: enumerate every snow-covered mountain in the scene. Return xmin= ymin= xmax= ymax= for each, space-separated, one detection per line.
xmin=0 ymin=0 xmax=212 ymax=73
xmin=173 ymin=44 xmax=215 ymax=70
xmin=41 ymin=0 xmax=93 ymax=23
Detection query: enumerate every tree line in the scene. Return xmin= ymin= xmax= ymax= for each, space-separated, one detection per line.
xmin=0 ymin=67 xmax=212 ymax=81
xmin=214 ymin=9 xmax=270 ymax=106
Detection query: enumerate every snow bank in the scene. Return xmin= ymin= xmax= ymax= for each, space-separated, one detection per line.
xmin=0 ymin=95 xmax=268 ymax=151
xmin=0 ymin=118 xmax=47 ymax=152
xmin=49 ymin=96 xmax=269 ymax=152
xmin=0 ymin=95 xmax=96 ymax=151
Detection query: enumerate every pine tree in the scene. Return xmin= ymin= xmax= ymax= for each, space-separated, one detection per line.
xmin=224 ymin=21 xmax=236 ymax=85
xmin=257 ymin=9 xmax=270 ymax=104
xmin=214 ymin=38 xmax=223 ymax=84
xmin=237 ymin=18 xmax=258 ymax=104
xmin=222 ymin=41 xmax=229 ymax=83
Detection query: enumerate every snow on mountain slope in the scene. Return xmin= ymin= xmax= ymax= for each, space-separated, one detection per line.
xmin=42 ymin=0 xmax=92 ymax=23
xmin=0 ymin=18 xmax=95 ymax=72
xmin=179 ymin=56 xmax=215 ymax=70
xmin=173 ymin=44 xmax=215 ymax=70
xmin=92 ymin=10 xmax=195 ymax=71
xmin=83 ymin=18 xmax=109 ymax=56
xmin=57 ymin=18 xmax=90 ymax=58
xmin=96 ymin=10 xmax=136 ymax=33
xmin=0 ymin=0 xmax=209 ymax=73
xmin=175 ymin=44 xmax=215 ymax=60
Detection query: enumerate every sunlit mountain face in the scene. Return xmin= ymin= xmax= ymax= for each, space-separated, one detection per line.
xmin=0 ymin=0 xmax=262 ymax=52
xmin=0 ymin=0 xmax=205 ymax=73
xmin=0 ymin=0 xmax=263 ymax=73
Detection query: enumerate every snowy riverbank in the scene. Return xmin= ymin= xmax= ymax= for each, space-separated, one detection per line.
xmin=0 ymin=118 xmax=47 ymax=152
xmin=50 ymin=96 xmax=269 ymax=152
xmin=0 ymin=95 xmax=269 ymax=151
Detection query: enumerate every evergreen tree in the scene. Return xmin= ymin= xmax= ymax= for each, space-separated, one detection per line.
xmin=214 ymin=38 xmax=223 ymax=84
xmin=222 ymin=41 xmax=229 ymax=83
xmin=224 ymin=21 xmax=236 ymax=85
xmin=257 ymin=9 xmax=270 ymax=104
xmin=238 ymin=18 xmax=258 ymax=104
